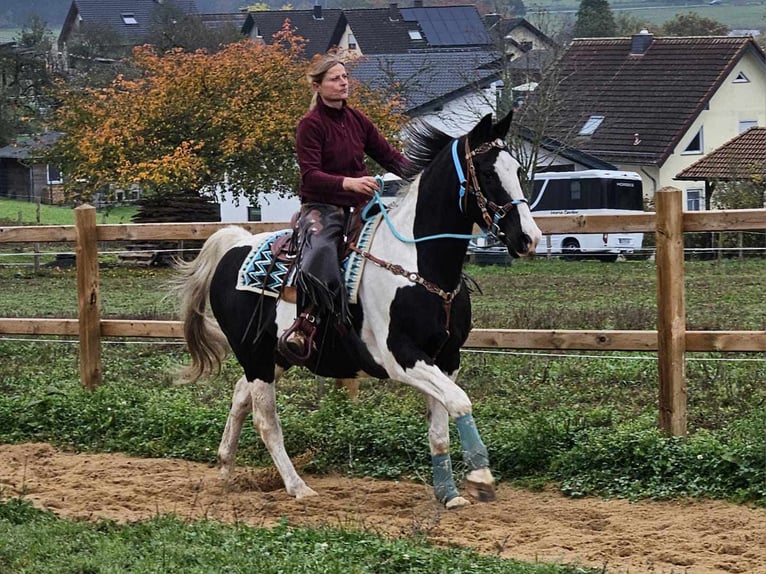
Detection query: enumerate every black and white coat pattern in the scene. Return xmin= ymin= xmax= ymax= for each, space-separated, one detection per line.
xmin=176 ymin=112 xmax=542 ymax=508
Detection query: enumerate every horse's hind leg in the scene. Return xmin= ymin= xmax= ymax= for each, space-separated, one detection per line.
xmin=250 ymin=378 xmax=318 ymax=499
xmin=218 ymin=376 xmax=251 ymax=480
xmin=335 ymin=378 xmax=360 ymax=401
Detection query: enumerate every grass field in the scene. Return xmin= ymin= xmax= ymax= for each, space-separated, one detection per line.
xmin=1 ymin=256 xmax=764 ymax=570
xmin=0 ymin=198 xmax=137 ymax=226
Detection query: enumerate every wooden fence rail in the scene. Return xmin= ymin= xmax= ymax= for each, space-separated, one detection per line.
xmin=1 ymin=187 xmax=765 ymax=436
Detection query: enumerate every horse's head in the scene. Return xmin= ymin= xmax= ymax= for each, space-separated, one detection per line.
xmin=460 ymin=113 xmax=542 ymax=258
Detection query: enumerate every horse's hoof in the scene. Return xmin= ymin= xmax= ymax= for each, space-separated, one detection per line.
xmin=292 ymin=485 xmax=319 ymax=499
xmin=465 ymin=468 xmax=496 ymax=502
xmin=445 ymin=495 xmax=471 ymax=509
xmin=466 ymin=480 xmax=496 ymax=502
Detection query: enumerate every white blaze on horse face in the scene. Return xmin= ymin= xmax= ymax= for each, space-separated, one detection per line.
xmin=494 ymin=152 xmax=542 ymax=251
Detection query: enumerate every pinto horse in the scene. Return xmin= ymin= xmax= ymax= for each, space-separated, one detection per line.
xmin=176 ymin=112 xmax=541 ymax=508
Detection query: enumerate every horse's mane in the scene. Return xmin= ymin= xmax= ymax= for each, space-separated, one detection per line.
xmin=400 ymin=119 xmax=454 ymax=179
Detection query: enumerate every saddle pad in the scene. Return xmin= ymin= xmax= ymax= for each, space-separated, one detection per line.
xmin=236 ymin=229 xmax=293 ymax=298
xmin=343 ymin=212 xmax=382 ymax=304
xmin=236 ymin=213 xmax=382 ymax=301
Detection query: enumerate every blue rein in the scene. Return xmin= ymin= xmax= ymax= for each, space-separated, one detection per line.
xmin=361 ymin=138 xmax=527 ymax=244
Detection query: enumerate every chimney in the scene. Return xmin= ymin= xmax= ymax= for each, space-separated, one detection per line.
xmin=313 ymin=1 xmax=322 ymax=20
xmin=389 ymin=3 xmax=399 ymax=21
xmin=630 ymin=29 xmax=653 ymax=56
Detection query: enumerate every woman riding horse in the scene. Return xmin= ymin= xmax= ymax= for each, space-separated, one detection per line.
xmin=279 ymin=55 xmax=409 ymax=363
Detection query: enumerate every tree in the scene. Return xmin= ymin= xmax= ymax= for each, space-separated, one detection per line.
xmin=144 ymin=3 xmax=242 ymax=54
xmin=659 ymin=13 xmax=729 ymax=37
xmin=0 ymin=16 xmax=55 ymax=146
xmin=572 ymin=0 xmax=616 ymax=38
xmin=49 ymin=27 xmax=406 ymax=206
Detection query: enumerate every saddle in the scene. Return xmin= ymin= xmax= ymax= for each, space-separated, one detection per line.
xmin=267 ymin=207 xmax=367 ymax=304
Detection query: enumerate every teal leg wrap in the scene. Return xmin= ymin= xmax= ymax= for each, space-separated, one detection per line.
xmin=431 ymin=453 xmax=460 ymax=504
xmin=456 ymin=414 xmax=489 ymax=470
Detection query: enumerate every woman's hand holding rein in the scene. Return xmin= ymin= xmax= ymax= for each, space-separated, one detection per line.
xmin=343 ymin=176 xmax=380 ymax=197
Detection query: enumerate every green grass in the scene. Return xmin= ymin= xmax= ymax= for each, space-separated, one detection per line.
xmin=1 ymin=257 xmax=765 ymax=571
xmin=0 ymin=198 xmax=137 ymax=226
xmin=0 ymin=500 xmax=595 ymax=574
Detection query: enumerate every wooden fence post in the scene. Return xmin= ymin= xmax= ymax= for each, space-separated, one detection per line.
xmin=655 ymin=187 xmax=686 ymax=436
xmin=75 ymin=204 xmax=102 ymax=390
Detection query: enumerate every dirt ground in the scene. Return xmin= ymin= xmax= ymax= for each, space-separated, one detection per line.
xmin=1 ymin=443 xmax=765 ymax=574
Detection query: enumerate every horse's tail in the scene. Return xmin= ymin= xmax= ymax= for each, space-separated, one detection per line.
xmin=173 ymin=226 xmax=252 ymax=383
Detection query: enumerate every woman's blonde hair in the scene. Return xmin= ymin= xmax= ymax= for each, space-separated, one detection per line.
xmin=307 ymin=55 xmax=345 ymax=109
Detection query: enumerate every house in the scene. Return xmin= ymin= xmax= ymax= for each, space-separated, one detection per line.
xmin=349 ymin=50 xmax=503 ymax=135
xmin=675 ymin=126 xmax=766 ymax=209
xmin=57 ymin=0 xmax=198 ymax=69
xmin=241 ymin=6 xmax=345 ymax=56
xmin=0 ymin=133 xmax=65 ymax=204
xmin=540 ymin=31 xmax=766 ymax=209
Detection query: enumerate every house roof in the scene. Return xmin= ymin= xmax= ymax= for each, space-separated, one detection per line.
xmin=59 ymin=0 xmax=198 ymax=47
xmin=485 ymin=16 xmax=554 ymax=48
xmin=0 ymin=133 xmax=63 ymax=160
xmin=241 ymin=8 xmax=345 ymax=55
xmin=349 ymin=51 xmax=501 ymax=113
xmin=342 ymin=8 xmax=421 ymax=54
xmin=399 ymin=6 xmax=490 ymax=48
xmin=543 ymin=34 xmax=766 ymax=167
xmin=675 ymin=127 xmax=766 ymax=181
xmin=198 ymin=12 xmax=248 ymax=33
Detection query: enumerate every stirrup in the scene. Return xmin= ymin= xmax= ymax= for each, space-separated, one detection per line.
xmin=278 ymin=312 xmax=318 ymax=364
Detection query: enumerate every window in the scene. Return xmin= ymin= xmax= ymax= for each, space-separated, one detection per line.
xmin=348 ymin=34 xmax=357 ymax=50
xmin=121 ymin=13 xmax=138 ymax=25
xmin=579 ymin=115 xmax=604 ymax=136
xmin=683 ymin=127 xmax=703 ymax=154
xmin=739 ymin=120 xmax=757 ymax=133
xmin=686 ymin=188 xmax=703 ymax=211
xmin=47 ymin=164 xmax=62 ymax=184
xmin=247 ymin=206 xmax=262 ymax=222
xmin=733 ymin=71 xmax=750 ymax=83
xmin=408 ymin=30 xmax=422 ymax=40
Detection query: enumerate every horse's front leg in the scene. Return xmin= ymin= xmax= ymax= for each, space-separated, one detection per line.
xmin=391 ymin=361 xmax=496 ymax=505
xmin=250 ymin=378 xmax=318 ymax=499
xmin=426 ymin=394 xmax=470 ymax=508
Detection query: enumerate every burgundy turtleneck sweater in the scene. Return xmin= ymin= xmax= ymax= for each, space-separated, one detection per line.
xmin=295 ymin=98 xmax=407 ymax=208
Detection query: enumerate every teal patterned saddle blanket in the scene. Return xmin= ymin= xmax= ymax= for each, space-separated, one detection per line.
xmin=235 ymin=213 xmax=382 ymax=304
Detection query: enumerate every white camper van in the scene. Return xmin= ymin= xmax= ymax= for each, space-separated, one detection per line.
xmin=530 ymin=170 xmax=645 ymax=261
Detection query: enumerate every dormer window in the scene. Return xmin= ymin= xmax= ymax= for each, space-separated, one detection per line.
xmin=408 ymin=30 xmax=422 ymax=40
xmin=121 ymin=13 xmax=138 ymax=25
xmin=733 ymin=71 xmax=750 ymax=83
xmin=578 ymin=115 xmax=604 ymax=136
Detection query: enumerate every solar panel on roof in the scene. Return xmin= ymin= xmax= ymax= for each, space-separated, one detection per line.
xmin=400 ymin=7 xmax=489 ymax=47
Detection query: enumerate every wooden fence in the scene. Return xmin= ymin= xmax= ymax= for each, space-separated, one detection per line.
xmin=1 ymin=186 xmax=765 ymax=436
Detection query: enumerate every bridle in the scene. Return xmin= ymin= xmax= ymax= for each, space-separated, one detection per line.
xmin=451 ymin=137 xmax=528 ymax=239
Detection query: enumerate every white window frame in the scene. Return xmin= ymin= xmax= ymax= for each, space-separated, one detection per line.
xmin=121 ymin=13 xmax=138 ymax=25
xmin=686 ymin=188 xmax=703 ymax=211
xmin=579 ymin=115 xmax=604 ymax=136
xmin=47 ymin=164 xmax=62 ymax=185
xmin=682 ymin=127 xmax=703 ymax=155
xmin=733 ymin=71 xmax=750 ymax=83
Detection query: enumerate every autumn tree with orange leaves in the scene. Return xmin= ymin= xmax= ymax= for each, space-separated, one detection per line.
xmin=50 ymin=26 xmax=406 ymax=205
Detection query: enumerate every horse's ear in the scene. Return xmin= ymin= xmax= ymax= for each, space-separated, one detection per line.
xmin=492 ymin=111 xmax=513 ymax=140
xmin=469 ymin=113 xmax=495 ymax=144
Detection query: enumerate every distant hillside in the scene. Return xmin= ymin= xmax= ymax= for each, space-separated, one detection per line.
xmin=0 ymin=0 xmax=70 ymax=29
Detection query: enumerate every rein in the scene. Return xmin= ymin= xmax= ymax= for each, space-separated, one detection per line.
xmin=349 ymin=135 xmax=524 ymax=340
